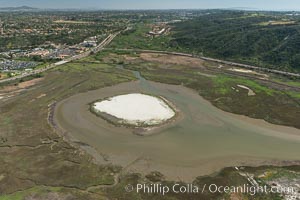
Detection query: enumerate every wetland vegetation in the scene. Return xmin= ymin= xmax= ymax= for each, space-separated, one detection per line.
xmin=1 ymin=9 xmax=300 ymax=200
xmin=1 ymin=46 xmax=300 ymax=200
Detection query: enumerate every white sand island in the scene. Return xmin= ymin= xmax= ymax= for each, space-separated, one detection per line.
xmin=92 ymin=93 xmax=176 ymax=126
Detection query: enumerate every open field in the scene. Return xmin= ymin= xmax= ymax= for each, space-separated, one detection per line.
xmin=0 ymin=73 xmax=8 ymax=80
xmin=109 ymin=24 xmax=177 ymax=52
xmin=258 ymin=20 xmax=297 ymax=26
xmin=53 ymin=20 xmax=93 ymax=24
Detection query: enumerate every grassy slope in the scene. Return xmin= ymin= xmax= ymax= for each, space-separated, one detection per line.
xmin=172 ymin=11 xmax=300 ymax=72
xmin=110 ymin=11 xmax=300 ymax=73
xmin=109 ymin=24 xmax=180 ymax=51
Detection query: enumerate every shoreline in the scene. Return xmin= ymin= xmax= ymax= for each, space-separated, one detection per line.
xmin=50 ymin=80 xmax=300 ymax=182
xmin=89 ymin=93 xmax=181 ymax=135
xmin=48 ymin=103 xmax=300 ymax=182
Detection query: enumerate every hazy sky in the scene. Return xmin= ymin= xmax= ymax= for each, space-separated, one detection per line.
xmin=0 ymin=0 xmax=300 ymax=10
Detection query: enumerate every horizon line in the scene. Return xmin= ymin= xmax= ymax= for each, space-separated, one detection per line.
xmin=1 ymin=6 xmax=300 ymax=12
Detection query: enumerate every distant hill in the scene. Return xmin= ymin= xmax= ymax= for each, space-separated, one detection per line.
xmin=171 ymin=10 xmax=300 ymax=72
xmin=0 ymin=6 xmax=38 ymax=11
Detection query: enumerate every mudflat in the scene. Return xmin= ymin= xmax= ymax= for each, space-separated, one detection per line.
xmin=54 ymin=80 xmax=300 ymax=181
xmin=92 ymin=93 xmax=176 ymax=126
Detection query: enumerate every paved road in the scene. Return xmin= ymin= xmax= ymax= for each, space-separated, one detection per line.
xmin=3 ymin=34 xmax=299 ymax=84
xmin=0 ymin=32 xmax=120 ymax=84
xmin=106 ymin=48 xmax=300 ymax=78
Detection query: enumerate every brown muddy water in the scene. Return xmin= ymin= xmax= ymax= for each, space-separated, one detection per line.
xmin=54 ymin=72 xmax=300 ymax=181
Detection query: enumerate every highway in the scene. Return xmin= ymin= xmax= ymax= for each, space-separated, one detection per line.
xmin=105 ymin=48 xmax=300 ymax=78
xmin=2 ymin=33 xmax=299 ymax=84
xmin=0 ymin=31 xmax=120 ymax=84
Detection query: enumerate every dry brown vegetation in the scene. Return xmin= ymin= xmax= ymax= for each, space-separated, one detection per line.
xmin=0 ymin=63 xmax=135 ymax=199
xmin=139 ymin=53 xmax=204 ymax=68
